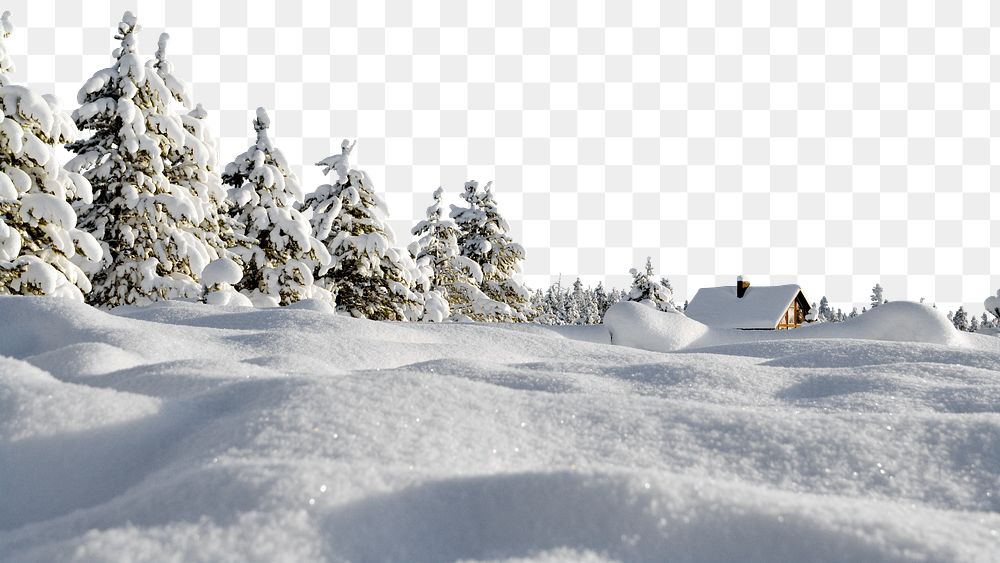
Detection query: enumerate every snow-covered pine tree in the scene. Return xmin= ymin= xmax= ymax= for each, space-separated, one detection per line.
xmin=549 ymin=279 xmax=567 ymax=323
xmin=951 ymin=306 xmax=969 ymax=331
xmin=528 ymin=288 xmax=552 ymax=324
xmin=981 ymin=312 xmax=994 ymax=329
xmin=849 ymin=307 xmax=859 ymax=318
xmin=408 ymin=186 xmax=509 ymax=321
xmin=969 ymin=315 xmax=980 ymax=333
xmin=870 ymin=283 xmax=884 ymax=309
xmin=450 ymin=180 xmax=533 ymax=321
xmin=627 ymin=257 xmax=674 ymax=311
xmin=223 ymin=108 xmax=330 ymax=306
xmin=153 ymin=33 xmax=241 ymax=262
xmin=818 ymin=296 xmax=833 ymax=322
xmin=578 ymin=281 xmax=601 ymax=324
xmin=0 ymin=11 xmax=102 ymax=299
xmin=303 ymin=139 xmax=425 ymax=320
xmin=564 ymin=278 xmax=585 ymax=324
xmin=68 ymin=12 xmax=218 ymax=306
xmin=594 ymin=282 xmax=608 ymax=314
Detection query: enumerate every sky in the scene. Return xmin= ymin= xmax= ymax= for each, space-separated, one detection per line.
xmin=4 ymin=0 xmax=997 ymax=313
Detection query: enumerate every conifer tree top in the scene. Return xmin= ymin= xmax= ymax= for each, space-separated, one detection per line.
xmin=0 ymin=11 xmax=14 ymax=79
xmin=253 ymin=107 xmax=274 ymax=150
xmin=115 ymin=12 xmax=139 ymax=56
xmin=316 ymin=138 xmax=356 ymax=184
xmin=156 ymin=32 xmax=169 ymax=63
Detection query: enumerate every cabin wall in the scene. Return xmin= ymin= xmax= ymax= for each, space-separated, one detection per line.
xmin=775 ymin=301 xmax=804 ymax=329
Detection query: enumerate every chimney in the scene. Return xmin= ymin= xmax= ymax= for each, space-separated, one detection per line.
xmin=736 ymin=276 xmax=750 ymax=298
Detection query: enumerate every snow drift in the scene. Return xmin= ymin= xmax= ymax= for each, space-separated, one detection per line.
xmin=605 ymin=300 xmax=973 ymax=353
xmin=1 ymin=296 xmax=999 ymax=562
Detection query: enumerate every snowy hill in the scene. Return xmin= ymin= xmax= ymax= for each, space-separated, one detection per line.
xmin=1 ymin=296 xmax=999 ymax=562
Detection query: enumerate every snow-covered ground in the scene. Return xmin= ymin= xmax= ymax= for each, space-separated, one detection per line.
xmin=1 ymin=297 xmax=999 ymax=562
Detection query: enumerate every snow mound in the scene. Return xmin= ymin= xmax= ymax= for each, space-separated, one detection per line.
xmin=797 ymin=301 xmax=964 ymax=347
xmin=604 ymin=301 xmax=708 ymax=352
xmin=1 ymin=296 xmax=1000 ymax=561
xmin=201 ymin=257 xmax=242 ymax=286
xmin=321 ymin=470 xmax=981 ymax=563
xmin=0 ymin=357 xmax=160 ymax=442
xmin=24 ymin=342 xmax=145 ymax=379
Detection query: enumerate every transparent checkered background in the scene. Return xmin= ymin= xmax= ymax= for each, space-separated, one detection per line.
xmin=5 ymin=0 xmax=998 ymax=313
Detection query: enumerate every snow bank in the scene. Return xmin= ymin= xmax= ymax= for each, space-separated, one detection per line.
xmin=604 ymin=300 xmax=708 ymax=351
xmin=1 ymin=296 xmax=999 ymax=561
xmin=606 ymin=300 xmax=967 ymax=354
xmin=795 ymin=301 xmax=966 ymax=347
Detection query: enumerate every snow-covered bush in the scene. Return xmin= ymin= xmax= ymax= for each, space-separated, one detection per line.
xmin=201 ymin=256 xmax=251 ymax=306
xmin=0 ymin=11 xmax=102 ymax=300
xmin=627 ymin=257 xmax=675 ymax=312
xmin=449 ymin=180 xmax=533 ymax=321
xmin=68 ymin=12 xmax=219 ymax=307
xmin=302 ymin=140 xmax=425 ymax=320
xmin=222 ymin=108 xmax=331 ymax=307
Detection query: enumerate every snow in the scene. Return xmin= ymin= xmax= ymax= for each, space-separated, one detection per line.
xmin=685 ymin=283 xmax=805 ymax=329
xmin=1 ymin=296 xmax=999 ymax=561
xmin=985 ymin=291 xmax=1000 ymax=320
xmin=201 ymin=257 xmax=242 ymax=286
xmin=605 ymin=300 xmax=708 ymax=351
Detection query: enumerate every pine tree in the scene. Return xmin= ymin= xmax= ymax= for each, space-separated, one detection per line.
xmin=848 ymin=307 xmax=859 ymax=318
xmin=951 ymin=306 xmax=969 ymax=331
xmin=0 ymin=11 xmax=102 ymax=299
xmin=969 ymin=315 xmax=980 ymax=333
xmin=577 ymin=281 xmax=601 ymax=324
xmin=980 ymin=312 xmax=994 ymax=330
xmin=407 ymin=186 xmax=511 ymax=321
xmin=870 ymin=283 xmax=884 ymax=309
xmin=818 ymin=296 xmax=833 ymax=322
xmin=627 ymin=257 xmax=674 ymax=311
xmin=564 ymin=278 xmax=585 ymax=324
xmin=223 ymin=108 xmax=330 ymax=306
xmin=450 ymin=180 xmax=532 ymax=321
xmin=594 ymin=282 xmax=608 ymax=315
xmin=303 ymin=139 xmax=425 ymax=320
xmin=153 ymin=33 xmax=241 ymax=262
xmin=68 ymin=12 xmax=216 ymax=306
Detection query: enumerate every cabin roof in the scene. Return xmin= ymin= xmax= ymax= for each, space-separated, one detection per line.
xmin=684 ymin=284 xmax=808 ymax=329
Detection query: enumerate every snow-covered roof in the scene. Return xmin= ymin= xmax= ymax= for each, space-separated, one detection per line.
xmin=684 ymin=284 xmax=806 ymax=329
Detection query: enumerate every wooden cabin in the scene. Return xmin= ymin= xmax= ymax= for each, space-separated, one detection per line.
xmin=684 ymin=277 xmax=811 ymax=330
